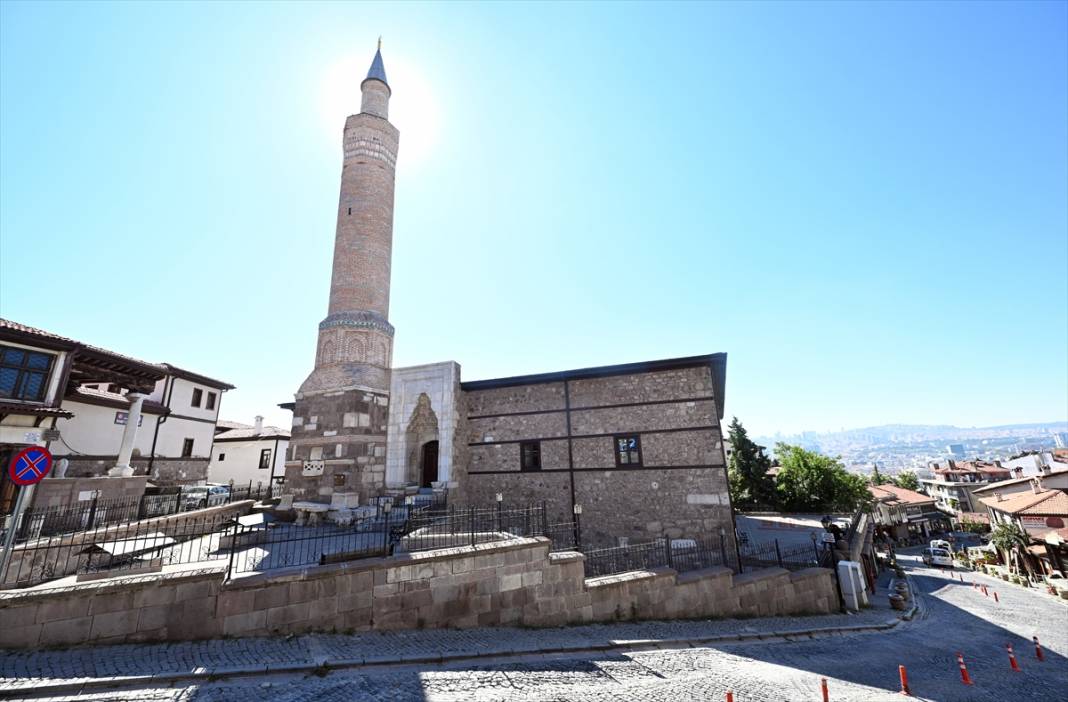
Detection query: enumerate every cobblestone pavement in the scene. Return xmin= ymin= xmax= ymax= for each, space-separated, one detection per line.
xmin=4 ymin=553 xmax=1066 ymax=701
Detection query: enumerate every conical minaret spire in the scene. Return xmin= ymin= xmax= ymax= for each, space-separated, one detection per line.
xmin=360 ymin=40 xmax=391 ymax=118
xmin=364 ymin=38 xmax=389 ymax=89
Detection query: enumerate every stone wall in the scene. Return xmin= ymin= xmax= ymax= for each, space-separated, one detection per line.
xmin=58 ymin=457 xmax=208 ymax=486
xmin=0 ymin=537 xmax=836 ymax=649
xmin=30 ymin=476 xmax=147 ymax=510
xmin=285 ymin=388 xmax=390 ymax=504
xmin=459 ymin=363 xmax=735 ymax=548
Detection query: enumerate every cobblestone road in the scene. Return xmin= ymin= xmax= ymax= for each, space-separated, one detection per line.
xmin=4 ymin=552 xmax=1066 ymax=701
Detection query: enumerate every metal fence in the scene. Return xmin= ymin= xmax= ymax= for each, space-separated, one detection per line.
xmin=738 ymin=539 xmax=822 ymax=572
xmin=582 ymin=533 xmax=737 ymax=578
xmin=1 ymin=482 xmax=277 ymax=545
xmin=4 ymin=510 xmax=237 ymax=588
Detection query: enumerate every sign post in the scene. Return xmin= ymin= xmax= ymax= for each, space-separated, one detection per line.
xmin=0 ymin=446 xmax=54 ymax=587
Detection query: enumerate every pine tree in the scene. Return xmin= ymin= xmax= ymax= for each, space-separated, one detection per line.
xmin=727 ymin=417 xmax=775 ymax=509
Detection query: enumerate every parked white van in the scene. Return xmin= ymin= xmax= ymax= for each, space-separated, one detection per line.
xmin=922 ymin=547 xmax=954 ymax=568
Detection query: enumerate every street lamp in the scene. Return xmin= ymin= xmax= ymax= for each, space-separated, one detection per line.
xmin=573 ymin=503 xmax=583 ymax=549
xmin=495 ymin=493 xmax=503 ymax=532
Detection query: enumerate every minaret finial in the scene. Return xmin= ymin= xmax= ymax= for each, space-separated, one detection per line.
xmin=378 ymin=36 xmax=382 ymax=51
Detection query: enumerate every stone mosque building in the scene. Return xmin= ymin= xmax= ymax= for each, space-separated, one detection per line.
xmin=283 ymin=46 xmax=735 ymax=549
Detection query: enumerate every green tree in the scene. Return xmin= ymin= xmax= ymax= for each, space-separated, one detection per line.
xmin=989 ymin=522 xmax=1031 ymax=575
xmin=773 ymin=443 xmax=871 ymax=513
xmin=891 ymin=471 xmax=919 ymax=491
xmin=726 ymin=417 xmax=775 ymax=509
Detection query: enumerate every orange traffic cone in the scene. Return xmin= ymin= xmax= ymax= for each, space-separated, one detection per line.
xmin=957 ymin=652 xmax=973 ymax=685
xmin=1033 ymin=636 xmax=1045 ymax=662
xmin=899 ymin=665 xmax=912 ymax=696
xmin=1007 ymin=644 xmax=1022 ymax=672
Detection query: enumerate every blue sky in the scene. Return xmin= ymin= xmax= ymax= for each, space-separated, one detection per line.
xmin=1 ymin=1 xmax=1065 ymax=436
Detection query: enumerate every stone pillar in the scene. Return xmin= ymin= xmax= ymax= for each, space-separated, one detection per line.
xmin=109 ymin=392 xmax=148 ymax=477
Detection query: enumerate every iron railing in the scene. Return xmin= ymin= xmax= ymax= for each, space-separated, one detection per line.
xmin=582 ymin=533 xmax=737 ymax=578
xmin=3 ymin=510 xmax=238 ymax=588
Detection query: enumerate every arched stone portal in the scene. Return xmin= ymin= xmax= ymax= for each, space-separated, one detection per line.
xmin=405 ymin=393 xmax=439 ymax=486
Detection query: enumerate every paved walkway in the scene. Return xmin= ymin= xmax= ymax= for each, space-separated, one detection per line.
xmin=4 ymin=554 xmax=1065 ymax=700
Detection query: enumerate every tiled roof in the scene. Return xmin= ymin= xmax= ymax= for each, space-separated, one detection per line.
xmin=213 ymin=426 xmax=290 ymax=442
xmin=67 ymin=386 xmax=169 ymax=414
xmin=869 ymin=484 xmax=936 ymax=505
xmin=0 ymin=318 xmax=79 ymax=345
xmin=972 ymin=467 xmax=1068 ymax=494
xmin=1 ymin=318 xmax=232 ymax=390
xmin=980 ymin=489 xmax=1068 ymax=516
xmin=216 ymin=420 xmax=253 ymax=431
xmin=0 ymin=401 xmax=73 ymax=419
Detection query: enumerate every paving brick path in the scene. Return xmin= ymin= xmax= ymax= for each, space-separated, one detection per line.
xmin=3 ymin=553 xmax=1065 ymax=701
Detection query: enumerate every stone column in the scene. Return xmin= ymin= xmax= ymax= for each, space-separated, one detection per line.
xmin=109 ymin=392 xmax=148 ymax=477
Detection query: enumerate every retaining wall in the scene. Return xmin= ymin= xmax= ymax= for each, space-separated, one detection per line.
xmin=0 ymin=537 xmax=836 ymax=649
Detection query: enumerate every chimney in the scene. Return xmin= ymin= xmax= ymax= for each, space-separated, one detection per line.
xmin=1041 ymin=465 xmax=1052 ymax=476
xmin=994 ymin=460 xmax=1002 ymax=469
xmin=995 ymin=492 xmax=1002 ymax=502
xmin=947 ymin=459 xmax=957 ymax=470
xmin=254 ymin=415 xmax=264 ymax=434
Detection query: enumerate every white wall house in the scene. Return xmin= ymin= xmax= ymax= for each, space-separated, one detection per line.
xmin=208 ymin=416 xmax=289 ymax=489
xmin=51 ymin=364 xmax=233 ymax=486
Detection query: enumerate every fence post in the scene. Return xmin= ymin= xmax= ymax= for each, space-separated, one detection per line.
xmin=664 ymin=537 xmax=674 ymax=569
xmin=720 ymin=533 xmax=730 ymax=571
xmin=87 ymin=495 xmax=98 ymax=530
xmin=470 ymin=507 xmax=477 ymax=547
xmin=541 ymin=501 xmax=549 ymax=537
xmin=775 ymin=539 xmax=784 ymax=569
xmin=226 ymin=519 xmax=240 ymax=581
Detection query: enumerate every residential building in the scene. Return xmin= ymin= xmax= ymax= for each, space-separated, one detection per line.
xmin=868 ymin=483 xmax=949 ymax=539
xmin=946 ymin=443 xmax=965 ymax=458
xmin=58 ymin=363 xmax=233 ymax=486
xmin=971 ymin=465 xmax=1068 ymax=502
xmin=979 ymin=485 xmax=1068 ymax=576
xmin=1052 ymin=431 xmax=1068 ymax=449
xmin=919 ymin=460 xmax=1011 ymax=514
xmin=208 ymin=416 xmax=289 ymax=488
xmin=0 ymin=318 xmax=232 ymax=515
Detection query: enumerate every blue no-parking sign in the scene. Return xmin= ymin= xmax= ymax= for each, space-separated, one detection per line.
xmin=8 ymin=446 xmax=53 ymax=486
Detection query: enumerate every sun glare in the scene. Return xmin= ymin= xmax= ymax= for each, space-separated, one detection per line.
xmin=319 ymin=51 xmax=440 ymax=169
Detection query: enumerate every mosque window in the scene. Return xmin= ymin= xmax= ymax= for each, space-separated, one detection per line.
xmin=614 ymin=435 xmax=642 ymax=467
xmin=520 ymin=441 xmax=541 ymax=472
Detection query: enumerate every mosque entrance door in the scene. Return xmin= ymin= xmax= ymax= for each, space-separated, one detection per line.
xmin=420 ymin=441 xmax=439 ymax=488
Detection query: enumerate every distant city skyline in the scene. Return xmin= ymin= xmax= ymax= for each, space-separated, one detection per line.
xmin=1 ymin=2 xmax=1065 ymax=437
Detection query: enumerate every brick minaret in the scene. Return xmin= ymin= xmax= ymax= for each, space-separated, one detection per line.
xmin=285 ymin=44 xmax=399 ymax=502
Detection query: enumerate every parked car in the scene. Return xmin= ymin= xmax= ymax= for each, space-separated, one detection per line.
xmin=922 ymin=547 xmax=954 ymax=568
xmin=180 ymin=484 xmax=230 ymax=510
xmin=930 ymin=539 xmax=952 ymax=553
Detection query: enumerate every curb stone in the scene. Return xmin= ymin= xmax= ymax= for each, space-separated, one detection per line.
xmin=0 ymin=615 xmax=914 ymax=699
